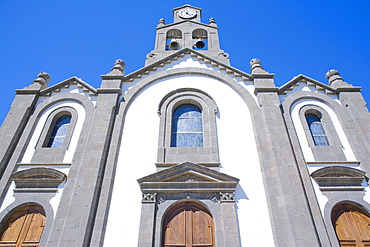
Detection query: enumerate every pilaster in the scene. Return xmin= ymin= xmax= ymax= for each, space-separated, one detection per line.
xmin=138 ymin=193 xmax=157 ymax=247
xmin=48 ymin=60 xmax=123 ymax=247
xmin=251 ymin=59 xmax=329 ymax=246
xmin=326 ymin=69 xmax=370 ymax=174
xmin=0 ymin=73 xmax=49 ymax=179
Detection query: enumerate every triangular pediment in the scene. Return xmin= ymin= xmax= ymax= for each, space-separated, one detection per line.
xmin=40 ymin=76 xmax=97 ymax=96
xmin=138 ymin=162 xmax=239 ymax=193
xmin=279 ymin=74 xmax=336 ymax=95
xmin=123 ymin=48 xmax=253 ymax=82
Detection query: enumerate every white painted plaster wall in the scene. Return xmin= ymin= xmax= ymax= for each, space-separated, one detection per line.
xmin=278 ymin=81 xmax=340 ymax=104
xmin=104 ymin=75 xmax=274 ymax=246
xmin=291 ymin=99 xmax=356 ymax=162
xmin=35 ymin=85 xmax=97 ymax=108
xmin=0 ymin=166 xmax=70 ymax=218
xmin=22 ymin=101 xmax=86 ymax=164
xmin=291 ymin=99 xmax=365 ymax=215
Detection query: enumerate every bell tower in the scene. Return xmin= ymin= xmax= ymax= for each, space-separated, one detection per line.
xmin=145 ymin=4 xmax=230 ymax=65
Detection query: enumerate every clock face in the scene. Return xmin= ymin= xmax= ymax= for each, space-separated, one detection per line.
xmin=178 ymin=8 xmax=196 ymax=19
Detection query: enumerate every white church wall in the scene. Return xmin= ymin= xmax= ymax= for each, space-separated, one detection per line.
xmin=21 ymin=101 xmax=86 ymax=164
xmin=104 ymin=75 xmax=274 ymax=246
xmin=291 ymin=99 xmax=356 ymax=162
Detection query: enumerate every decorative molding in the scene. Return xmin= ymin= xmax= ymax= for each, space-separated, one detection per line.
xmin=138 ymin=162 xmax=239 ymax=194
xmin=311 ymin=166 xmax=367 ymax=190
xmin=11 ymin=167 xmax=67 ymax=192
xmin=158 ymin=194 xmax=166 ymax=204
xmin=142 ymin=193 xmax=157 ymax=203
xmin=219 ymin=192 xmax=235 ymax=202
xmin=211 ymin=196 xmax=219 ymax=203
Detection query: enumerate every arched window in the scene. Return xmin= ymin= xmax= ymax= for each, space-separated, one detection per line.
xmin=0 ymin=205 xmax=46 ymax=246
xmin=332 ymin=203 xmax=370 ymax=246
xmin=171 ymin=104 xmax=203 ymax=147
xmin=162 ymin=202 xmax=215 ymax=247
xmin=305 ymin=113 xmax=329 ymax=146
xmin=46 ymin=115 xmax=71 ymax=148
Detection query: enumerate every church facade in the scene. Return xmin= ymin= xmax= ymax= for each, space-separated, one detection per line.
xmin=0 ymin=5 xmax=369 ymax=247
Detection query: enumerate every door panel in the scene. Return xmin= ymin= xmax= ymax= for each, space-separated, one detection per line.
xmin=333 ymin=204 xmax=370 ymax=247
xmin=163 ymin=202 xmax=215 ymax=247
xmin=0 ymin=206 xmax=45 ymax=247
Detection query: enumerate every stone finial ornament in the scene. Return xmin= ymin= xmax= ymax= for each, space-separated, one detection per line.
xmin=250 ymin=58 xmax=261 ymax=67
xmin=33 ymin=72 xmax=50 ymax=88
xmin=209 ymin=17 xmax=216 ymax=24
xmin=249 ymin=58 xmax=267 ymax=74
xmin=325 ymin=69 xmax=351 ymax=88
xmin=159 ymin=18 xmax=165 ymax=25
xmin=325 ymin=69 xmax=341 ymax=80
xmin=109 ymin=59 xmax=125 ymax=75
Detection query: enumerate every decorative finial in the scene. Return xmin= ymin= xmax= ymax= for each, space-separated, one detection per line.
xmin=249 ymin=58 xmax=267 ymax=74
xmin=209 ymin=17 xmax=216 ymax=24
xmin=33 ymin=72 xmax=50 ymax=88
xmin=325 ymin=69 xmax=350 ymax=87
xmin=109 ymin=59 xmax=125 ymax=75
xmin=159 ymin=18 xmax=165 ymax=25
xmin=325 ymin=69 xmax=340 ymax=80
xmin=250 ymin=58 xmax=261 ymax=67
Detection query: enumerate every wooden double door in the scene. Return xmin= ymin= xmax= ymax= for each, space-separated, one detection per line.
xmin=163 ymin=202 xmax=215 ymax=247
xmin=0 ymin=205 xmax=45 ymax=247
xmin=333 ymin=204 xmax=370 ymax=247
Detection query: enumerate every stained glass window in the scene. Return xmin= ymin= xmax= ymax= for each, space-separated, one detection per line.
xmin=47 ymin=115 xmax=71 ymax=148
xmin=171 ymin=104 xmax=203 ymax=147
xmin=305 ymin=113 xmax=329 ymax=146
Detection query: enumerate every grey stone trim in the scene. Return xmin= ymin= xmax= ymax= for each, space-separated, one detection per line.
xmin=124 ymin=48 xmax=253 ymax=82
xmin=219 ymin=192 xmax=235 ymax=202
xmin=337 ymin=91 xmax=370 ymax=176
xmin=323 ymin=195 xmax=370 ymax=247
xmin=299 ymin=105 xmax=346 ymax=161
xmin=0 ymin=92 xmax=95 ymax=246
xmin=281 ymin=90 xmax=370 ymax=246
xmin=137 ymin=162 xmax=240 ymax=247
xmin=31 ymin=107 xmax=78 ymax=164
xmin=155 ymin=162 xmax=221 ymax=171
xmin=279 ymin=74 xmax=361 ymax=95
xmin=39 ymin=76 xmax=97 ymax=96
xmin=142 ymin=193 xmax=157 ymax=203
xmin=49 ymin=88 xmax=121 ymax=246
xmin=307 ymin=161 xmax=360 ymax=165
xmin=0 ymin=92 xmax=40 ymax=181
xmin=96 ymin=88 xmax=122 ymax=94
xmin=157 ymin=88 xmax=219 ymax=164
xmin=282 ymin=92 xmax=362 ymax=161
xmin=147 ymin=7 xmax=229 ymax=65
xmin=11 ymin=167 xmax=66 ymax=191
xmin=146 ymin=195 xmax=240 ymax=247
xmin=258 ymin=90 xmax=332 ymax=245
xmin=311 ymin=166 xmax=367 ymax=189
xmin=138 ymin=162 xmax=239 ymax=193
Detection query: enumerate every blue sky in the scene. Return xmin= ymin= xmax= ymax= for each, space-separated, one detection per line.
xmin=0 ymin=1 xmax=369 ymax=124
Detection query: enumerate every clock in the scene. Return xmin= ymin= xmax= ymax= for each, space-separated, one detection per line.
xmin=178 ymin=8 xmax=197 ymax=19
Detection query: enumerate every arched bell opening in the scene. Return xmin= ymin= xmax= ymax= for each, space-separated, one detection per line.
xmin=166 ymin=29 xmax=182 ymax=50
xmin=192 ymin=29 xmax=208 ymax=50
